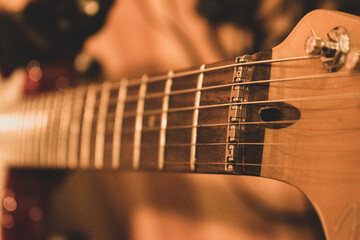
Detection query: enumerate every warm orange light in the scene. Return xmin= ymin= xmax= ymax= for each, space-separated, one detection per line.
xmin=27 ymin=60 xmax=42 ymax=82
xmin=28 ymin=66 xmax=42 ymax=82
xmin=3 ymin=197 xmax=17 ymax=212
xmin=1 ymin=214 xmax=14 ymax=229
xmin=84 ymin=1 xmax=99 ymax=16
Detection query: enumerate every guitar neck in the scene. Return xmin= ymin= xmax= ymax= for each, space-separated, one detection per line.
xmin=0 ymin=50 xmax=273 ymax=175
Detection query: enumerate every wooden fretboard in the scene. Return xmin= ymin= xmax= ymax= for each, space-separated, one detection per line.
xmin=0 ymin=50 xmax=272 ymax=175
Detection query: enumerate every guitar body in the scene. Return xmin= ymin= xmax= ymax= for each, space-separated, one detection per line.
xmin=263 ymin=10 xmax=360 ymax=239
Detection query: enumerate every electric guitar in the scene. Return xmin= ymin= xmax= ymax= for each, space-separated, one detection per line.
xmin=1 ymin=9 xmax=360 ymax=240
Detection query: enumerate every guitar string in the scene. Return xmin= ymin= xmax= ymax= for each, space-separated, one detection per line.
xmin=162 ymin=162 xmax=359 ymax=176
xmin=98 ymin=139 xmax=360 ymax=149
xmin=110 ymin=71 xmax=357 ymax=104
xmin=107 ymin=117 xmax=357 ymax=133
xmin=15 ymin=71 xmax=359 ymax=131
xmin=56 ymin=55 xmax=318 ymax=103
xmin=15 ymin=64 xmax=358 ymax=117
xmin=108 ymin=55 xmax=320 ymax=88
xmin=107 ymin=91 xmax=360 ymax=119
xmin=117 ymin=120 xmax=297 ymax=133
xmin=90 ymin=71 xmax=359 ymax=120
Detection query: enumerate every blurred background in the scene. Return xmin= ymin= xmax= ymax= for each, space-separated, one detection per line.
xmin=0 ymin=0 xmax=359 ymax=239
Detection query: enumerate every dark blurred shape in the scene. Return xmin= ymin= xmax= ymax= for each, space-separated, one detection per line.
xmin=297 ymin=0 xmax=360 ymax=18
xmin=197 ymin=0 xmax=261 ymax=27
xmin=197 ymin=0 xmax=359 ymax=52
xmin=337 ymin=0 xmax=360 ymax=16
xmin=74 ymin=52 xmax=102 ymax=83
xmin=0 ymin=0 xmax=114 ymax=78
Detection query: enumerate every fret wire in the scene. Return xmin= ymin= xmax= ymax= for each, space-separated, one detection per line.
xmin=190 ymin=64 xmax=205 ymax=172
xmin=1 ymin=106 xmax=8 ymax=164
xmin=29 ymin=98 xmax=39 ymax=167
xmin=1 ymin=106 xmax=13 ymax=165
xmin=158 ymin=71 xmax=173 ymax=170
xmin=32 ymin=96 xmax=45 ymax=167
xmin=29 ymin=96 xmax=39 ymax=167
xmin=31 ymin=96 xmax=41 ymax=167
xmin=40 ymin=94 xmax=54 ymax=167
xmin=22 ymin=99 xmax=32 ymax=167
xmin=15 ymin=103 xmax=24 ymax=167
xmin=48 ymin=92 xmax=64 ymax=168
xmin=8 ymin=106 xmax=14 ymax=166
xmin=68 ymin=87 xmax=87 ymax=169
xmin=95 ymin=81 xmax=111 ymax=169
xmin=31 ymin=97 xmax=40 ymax=167
xmin=112 ymin=79 xmax=128 ymax=169
xmin=7 ymin=108 xmax=17 ymax=166
xmin=12 ymin=106 xmax=21 ymax=166
xmin=57 ymin=89 xmax=74 ymax=168
xmin=39 ymin=95 xmax=49 ymax=166
xmin=40 ymin=94 xmax=55 ymax=167
xmin=42 ymin=95 xmax=53 ymax=168
xmin=1 ymin=107 xmax=8 ymax=164
xmin=113 ymin=55 xmax=318 ymax=88
xmin=80 ymin=85 xmax=98 ymax=169
xmin=18 ymin=100 xmax=26 ymax=166
xmin=133 ymin=75 xmax=148 ymax=170
xmin=21 ymin=99 xmax=32 ymax=167
xmin=19 ymin=101 xmax=26 ymax=166
xmin=6 ymin=107 xmax=13 ymax=165
xmin=119 ymin=71 xmax=356 ymax=104
xmin=0 ymin=110 xmax=3 ymax=162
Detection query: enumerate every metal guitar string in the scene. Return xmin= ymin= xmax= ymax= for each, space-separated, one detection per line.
xmin=135 ymin=141 xmax=360 ymax=149
xmin=88 ymin=72 xmax=360 ymax=126
xmin=119 ymin=120 xmax=297 ymax=133
xmin=115 ymin=90 xmax=360 ymax=118
xmin=107 ymin=117 xmax=356 ymax=134
xmin=163 ymin=161 xmax=360 ymax=176
xmin=13 ymin=55 xmax=355 ymax=117
xmin=89 ymin=71 xmax=360 ymax=120
xmin=114 ymin=71 xmax=357 ymax=104
xmin=108 ymin=55 xmax=319 ymax=89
